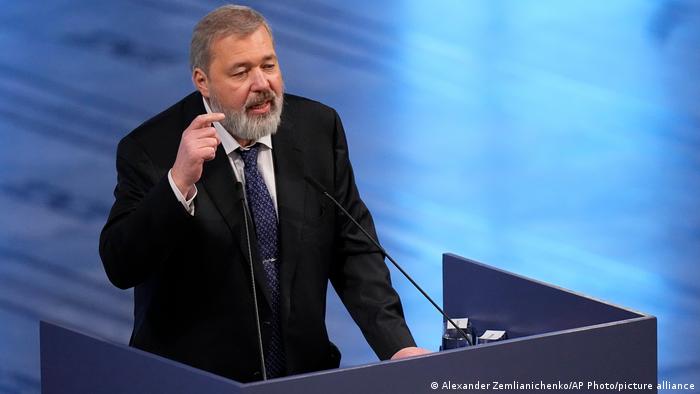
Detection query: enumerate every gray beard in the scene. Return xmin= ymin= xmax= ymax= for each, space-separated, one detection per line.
xmin=208 ymin=90 xmax=283 ymax=141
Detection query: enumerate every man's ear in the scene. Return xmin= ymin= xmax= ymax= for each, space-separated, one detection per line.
xmin=192 ymin=67 xmax=210 ymax=98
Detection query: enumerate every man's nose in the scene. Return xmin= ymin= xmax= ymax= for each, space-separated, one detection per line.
xmin=250 ymin=67 xmax=270 ymax=91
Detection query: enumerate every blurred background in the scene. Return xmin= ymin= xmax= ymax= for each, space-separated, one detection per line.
xmin=1 ymin=0 xmax=699 ymax=392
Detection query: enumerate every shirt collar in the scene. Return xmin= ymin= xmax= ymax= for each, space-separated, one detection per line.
xmin=202 ymin=96 xmax=273 ymax=155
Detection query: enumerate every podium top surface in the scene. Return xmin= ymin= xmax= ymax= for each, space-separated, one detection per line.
xmin=442 ymin=253 xmax=651 ymax=339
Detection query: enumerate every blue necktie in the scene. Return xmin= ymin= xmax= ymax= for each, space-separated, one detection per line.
xmin=238 ymin=144 xmax=285 ymax=378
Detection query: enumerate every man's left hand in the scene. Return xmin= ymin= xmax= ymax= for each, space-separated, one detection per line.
xmin=390 ymin=347 xmax=432 ymax=360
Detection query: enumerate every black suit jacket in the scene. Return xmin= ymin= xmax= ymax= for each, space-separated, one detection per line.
xmin=99 ymin=91 xmax=415 ymax=382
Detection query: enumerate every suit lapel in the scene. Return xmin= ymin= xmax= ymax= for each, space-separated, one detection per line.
xmin=198 ymin=149 xmax=273 ymax=310
xmin=272 ymin=112 xmax=305 ymax=327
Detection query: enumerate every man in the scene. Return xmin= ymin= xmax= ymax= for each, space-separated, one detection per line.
xmin=99 ymin=5 xmax=427 ymax=383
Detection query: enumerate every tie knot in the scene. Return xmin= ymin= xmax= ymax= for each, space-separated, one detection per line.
xmin=238 ymin=144 xmax=259 ymax=167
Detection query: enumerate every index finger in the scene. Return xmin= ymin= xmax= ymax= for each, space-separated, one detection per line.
xmin=190 ymin=113 xmax=225 ymax=129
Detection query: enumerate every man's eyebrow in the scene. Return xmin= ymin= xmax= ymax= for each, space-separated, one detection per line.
xmin=227 ymin=55 xmax=277 ymax=72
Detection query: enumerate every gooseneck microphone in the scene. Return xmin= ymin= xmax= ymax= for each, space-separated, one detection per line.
xmin=237 ymin=182 xmax=268 ymax=380
xmin=304 ymin=176 xmax=473 ymax=346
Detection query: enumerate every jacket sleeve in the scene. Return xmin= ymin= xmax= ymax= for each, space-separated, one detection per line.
xmin=327 ymin=110 xmax=417 ymax=360
xmin=99 ymin=135 xmax=194 ymax=289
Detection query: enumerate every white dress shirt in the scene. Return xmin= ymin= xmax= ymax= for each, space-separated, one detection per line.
xmin=167 ymin=97 xmax=278 ymax=216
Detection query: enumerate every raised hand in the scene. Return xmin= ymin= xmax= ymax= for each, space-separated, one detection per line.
xmin=171 ymin=113 xmax=224 ymax=198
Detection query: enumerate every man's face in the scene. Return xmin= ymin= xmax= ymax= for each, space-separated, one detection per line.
xmin=195 ymin=25 xmax=284 ymax=141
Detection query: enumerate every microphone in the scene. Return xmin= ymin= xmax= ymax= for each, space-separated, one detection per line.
xmin=236 ymin=182 xmax=268 ymax=380
xmin=304 ymin=176 xmax=473 ymax=346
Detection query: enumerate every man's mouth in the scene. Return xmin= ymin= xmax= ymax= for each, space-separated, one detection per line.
xmin=247 ymin=100 xmax=271 ymax=114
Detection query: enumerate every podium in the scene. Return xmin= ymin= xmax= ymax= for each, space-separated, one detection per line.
xmin=41 ymin=253 xmax=656 ymax=393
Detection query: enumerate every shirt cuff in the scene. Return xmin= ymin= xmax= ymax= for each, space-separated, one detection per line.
xmin=167 ymin=169 xmax=197 ymax=216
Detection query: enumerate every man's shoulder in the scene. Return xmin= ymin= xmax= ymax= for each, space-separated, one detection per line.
xmin=121 ymin=91 xmax=204 ymax=147
xmin=283 ymin=93 xmax=331 ymax=110
xmin=282 ymin=93 xmax=337 ymax=125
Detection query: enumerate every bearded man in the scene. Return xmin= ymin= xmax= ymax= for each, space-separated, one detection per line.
xmin=99 ymin=5 xmax=427 ymax=383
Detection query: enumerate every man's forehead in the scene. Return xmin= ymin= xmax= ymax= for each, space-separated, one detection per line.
xmin=211 ymin=29 xmax=274 ymax=56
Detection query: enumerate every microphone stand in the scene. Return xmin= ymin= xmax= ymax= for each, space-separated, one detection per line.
xmin=239 ymin=184 xmax=268 ymax=380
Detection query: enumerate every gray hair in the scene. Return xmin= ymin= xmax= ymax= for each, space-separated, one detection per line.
xmin=190 ymin=5 xmax=273 ymax=73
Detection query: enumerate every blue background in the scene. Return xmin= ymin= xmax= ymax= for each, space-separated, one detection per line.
xmin=1 ymin=1 xmax=699 ymax=392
